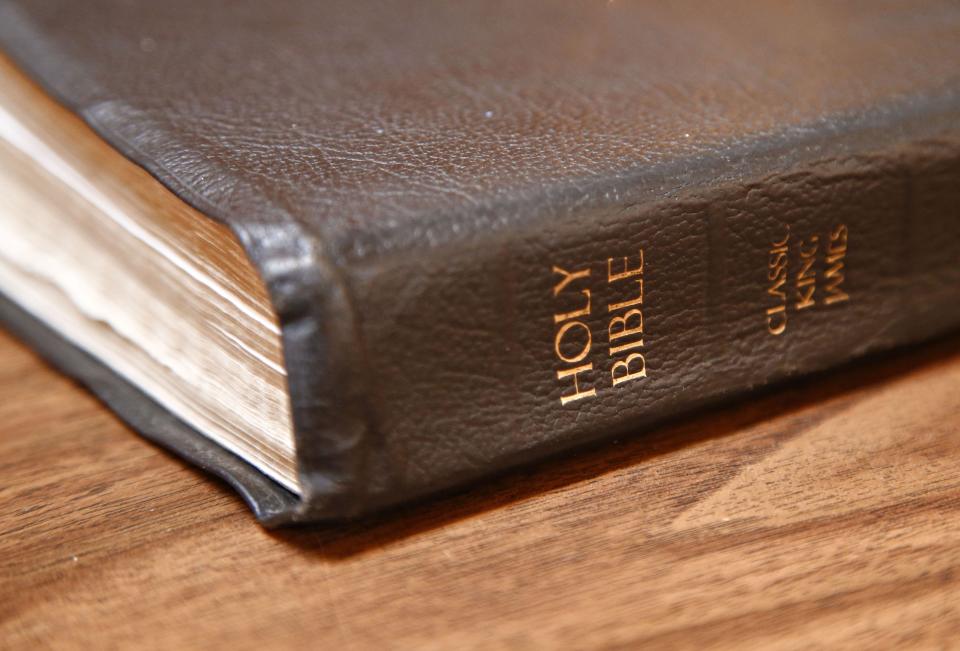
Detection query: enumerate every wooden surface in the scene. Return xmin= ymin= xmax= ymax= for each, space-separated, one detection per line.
xmin=3 ymin=329 xmax=960 ymax=650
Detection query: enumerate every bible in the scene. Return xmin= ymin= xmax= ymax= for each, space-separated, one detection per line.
xmin=1 ymin=1 xmax=959 ymax=525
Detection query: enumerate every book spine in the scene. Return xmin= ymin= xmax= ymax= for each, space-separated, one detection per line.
xmin=329 ymin=136 xmax=960 ymax=516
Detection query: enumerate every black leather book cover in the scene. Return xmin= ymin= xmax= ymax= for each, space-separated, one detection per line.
xmin=1 ymin=1 xmax=959 ymax=524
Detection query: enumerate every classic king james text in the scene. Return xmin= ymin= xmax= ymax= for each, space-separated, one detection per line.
xmin=765 ymin=224 xmax=849 ymax=335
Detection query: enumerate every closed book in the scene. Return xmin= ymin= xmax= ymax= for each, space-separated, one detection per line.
xmin=1 ymin=1 xmax=959 ymax=525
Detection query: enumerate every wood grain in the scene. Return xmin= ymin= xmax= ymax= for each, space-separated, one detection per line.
xmin=3 ymin=328 xmax=960 ymax=650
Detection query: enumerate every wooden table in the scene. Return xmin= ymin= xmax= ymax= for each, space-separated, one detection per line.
xmin=3 ymin=328 xmax=960 ymax=650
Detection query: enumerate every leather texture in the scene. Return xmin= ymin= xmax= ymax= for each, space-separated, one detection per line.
xmin=1 ymin=1 xmax=959 ymax=524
